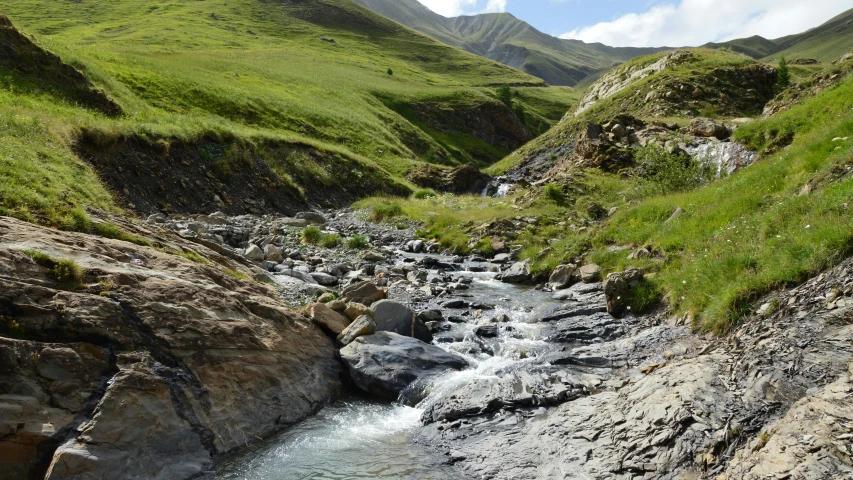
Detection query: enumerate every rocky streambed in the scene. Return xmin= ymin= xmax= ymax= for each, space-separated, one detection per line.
xmin=2 ymin=209 xmax=853 ymax=480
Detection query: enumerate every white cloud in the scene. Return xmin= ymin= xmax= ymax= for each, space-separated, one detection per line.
xmin=561 ymin=0 xmax=853 ymax=47
xmin=416 ymin=0 xmax=507 ymax=17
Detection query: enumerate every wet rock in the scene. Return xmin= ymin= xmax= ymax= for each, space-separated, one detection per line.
xmin=420 ymin=367 xmax=586 ymax=424
xmin=417 ymin=310 xmax=444 ymax=323
xmin=339 ymin=332 xmax=468 ymax=400
xmin=579 ymin=264 xmax=601 ymax=283
xmin=442 ymin=299 xmax=470 ymax=309
xmin=543 ymin=312 xmax=625 ymax=343
xmin=500 ymin=262 xmax=531 ymax=284
xmin=371 ymin=300 xmax=433 ymax=343
xmin=337 ymin=315 xmax=376 ymax=346
xmin=309 ymin=303 xmax=351 ymax=337
xmin=603 ymin=268 xmax=645 ymax=316
xmin=548 ymin=264 xmax=576 ymax=290
xmin=474 ymin=325 xmax=499 ymax=338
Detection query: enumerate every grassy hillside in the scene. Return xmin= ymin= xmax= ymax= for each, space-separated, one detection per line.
xmin=491 ymin=49 xmax=774 ymax=175
xmin=0 ymin=0 xmax=578 ymax=224
xmin=708 ymin=7 xmax=853 ymax=63
xmin=367 ymin=64 xmax=853 ymax=332
xmin=352 ymin=0 xmax=666 ymax=86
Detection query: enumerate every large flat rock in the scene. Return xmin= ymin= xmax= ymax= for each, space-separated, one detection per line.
xmin=339 ymin=332 xmax=468 ymax=401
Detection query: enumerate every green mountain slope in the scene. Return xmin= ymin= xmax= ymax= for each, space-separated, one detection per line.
xmin=352 ymin=0 xmax=666 ymax=86
xmin=0 ymin=0 xmax=578 ymax=223
xmin=707 ymin=7 xmax=853 ymax=62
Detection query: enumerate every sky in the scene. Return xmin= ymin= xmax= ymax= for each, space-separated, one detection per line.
xmin=415 ymin=0 xmax=853 ymax=47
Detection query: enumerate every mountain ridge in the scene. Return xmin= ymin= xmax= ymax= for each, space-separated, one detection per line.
xmin=351 ymin=0 xmax=666 ymax=86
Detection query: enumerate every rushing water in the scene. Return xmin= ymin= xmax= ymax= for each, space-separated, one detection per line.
xmin=210 ymin=259 xmax=560 ymax=480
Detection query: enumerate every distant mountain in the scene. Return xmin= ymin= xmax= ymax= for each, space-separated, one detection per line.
xmin=705 ymin=8 xmax=853 ymax=62
xmin=351 ymin=0 xmax=666 ymax=86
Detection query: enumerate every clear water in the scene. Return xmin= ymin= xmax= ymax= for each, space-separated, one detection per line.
xmin=211 ymin=398 xmax=468 ymax=480
xmin=210 ymin=259 xmax=560 ymax=480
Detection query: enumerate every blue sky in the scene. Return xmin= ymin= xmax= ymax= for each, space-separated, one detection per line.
xmin=416 ymin=0 xmax=853 ymax=47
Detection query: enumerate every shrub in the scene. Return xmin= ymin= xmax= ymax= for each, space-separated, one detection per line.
xmin=542 ymin=182 xmax=566 ymax=205
xmin=496 ymin=85 xmax=513 ymax=107
xmin=301 ymin=226 xmax=322 ymax=244
xmin=387 ymin=68 xmax=393 ymax=76
xmin=51 ymin=259 xmax=84 ymax=286
xmin=777 ymin=56 xmax=791 ymax=88
xmin=370 ymin=202 xmax=403 ymax=222
xmin=412 ymin=188 xmax=437 ymax=199
xmin=635 ymin=143 xmax=706 ymax=194
xmin=318 ymin=233 xmax=341 ymax=248
xmin=347 ymin=235 xmax=369 ymax=250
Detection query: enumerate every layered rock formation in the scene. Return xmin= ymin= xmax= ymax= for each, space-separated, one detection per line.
xmin=0 ymin=216 xmax=342 ymax=479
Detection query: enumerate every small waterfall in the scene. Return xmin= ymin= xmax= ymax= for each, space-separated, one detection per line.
xmin=482 ymin=180 xmax=514 ymax=198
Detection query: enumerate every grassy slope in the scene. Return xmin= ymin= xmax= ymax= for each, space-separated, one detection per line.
xmin=374 ymin=58 xmax=853 ymax=332
xmin=352 ymin=0 xmax=665 ymax=86
xmin=710 ymin=8 xmax=853 ymax=63
xmin=0 ymin=0 xmax=577 ymax=224
xmin=489 ymin=49 xmax=760 ymax=175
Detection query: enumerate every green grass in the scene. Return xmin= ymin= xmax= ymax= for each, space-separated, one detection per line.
xmin=301 ymin=225 xmax=341 ymax=248
xmin=21 ymin=249 xmax=85 ymax=288
xmin=363 ymin=73 xmax=853 ymax=333
xmin=0 ymin=0 xmax=576 ymax=229
xmin=585 ymin=75 xmax=853 ymax=332
xmin=346 ymin=234 xmax=370 ymax=250
xmin=369 ymin=202 xmax=404 ymax=222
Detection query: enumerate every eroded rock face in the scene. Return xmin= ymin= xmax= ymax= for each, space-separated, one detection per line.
xmin=407 ymin=163 xmax=493 ymax=195
xmin=0 ymin=216 xmax=342 ymax=479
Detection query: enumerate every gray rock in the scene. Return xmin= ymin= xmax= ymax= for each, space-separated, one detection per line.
xmin=371 ymin=300 xmax=433 ymax=343
xmin=279 ymin=269 xmax=319 ymax=284
xmin=543 ymin=312 xmax=625 ymax=343
xmin=244 ymin=244 xmax=264 ymax=262
xmin=501 ymin=262 xmax=531 ymax=284
xmin=278 ymin=218 xmax=310 ymax=228
xmin=417 ymin=310 xmax=444 ymax=323
xmin=310 ymin=272 xmax=338 ymax=286
xmin=548 ymin=264 xmax=576 ymax=290
xmin=579 ymin=264 xmax=602 ymax=283
xmin=337 ymin=315 xmax=376 ymax=346
xmin=474 ymin=325 xmax=499 ymax=338
xmin=264 ymin=244 xmax=283 ymax=262
xmin=147 ymin=213 xmax=166 ymax=224
xmin=492 ymin=253 xmax=512 ymax=264
xmin=339 ymin=332 xmax=468 ymax=400
xmin=362 ymin=251 xmax=385 ymax=262
xmin=295 ymin=211 xmax=327 ymax=225
xmin=603 ymin=268 xmax=645 ymax=316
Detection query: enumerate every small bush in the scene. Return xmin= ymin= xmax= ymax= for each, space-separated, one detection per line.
xmin=778 ymin=56 xmax=791 ymax=88
xmin=623 ymin=278 xmax=662 ymax=315
xmin=318 ymin=233 xmax=341 ymax=248
xmin=543 ymin=183 xmax=566 ymax=205
xmin=387 ymin=68 xmax=393 ymax=76
xmin=636 ymin=143 xmax=707 ymax=194
xmin=347 ymin=235 xmax=369 ymax=250
xmin=302 ymin=226 xmax=322 ymax=244
xmin=370 ymin=202 xmax=403 ymax=222
xmin=412 ymin=188 xmax=437 ymax=199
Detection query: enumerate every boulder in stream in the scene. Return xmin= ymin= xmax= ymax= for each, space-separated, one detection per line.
xmin=339 ymin=332 xmax=469 ymax=400
xmin=372 ymin=300 xmax=433 ymax=343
